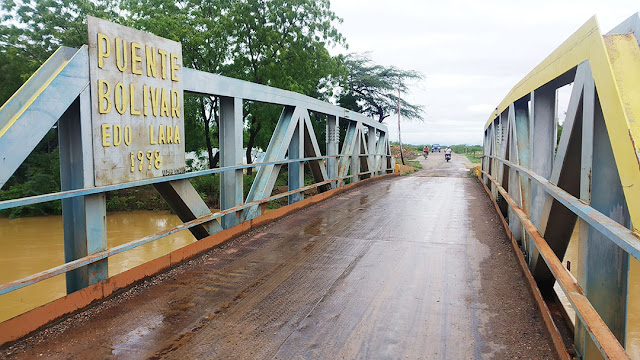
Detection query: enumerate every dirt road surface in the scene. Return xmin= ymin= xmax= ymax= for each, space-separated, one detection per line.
xmin=2 ymin=153 xmax=557 ymax=359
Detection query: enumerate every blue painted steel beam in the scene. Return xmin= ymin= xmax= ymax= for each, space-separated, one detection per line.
xmin=302 ymin=112 xmax=330 ymax=192
xmin=182 ymin=68 xmax=386 ymax=132
xmin=488 ymin=156 xmax=640 ymax=263
xmin=58 ymin=88 xmax=108 ymax=293
xmin=482 ymin=170 xmax=629 ymax=360
xmin=0 ymin=155 xmax=349 ymax=211
xmin=219 ymin=97 xmax=244 ymax=228
xmin=0 ymin=46 xmax=89 ymax=188
xmin=0 ymin=168 xmax=394 ymax=297
xmin=244 ymin=106 xmax=300 ymax=220
xmin=288 ymin=118 xmax=304 ymax=204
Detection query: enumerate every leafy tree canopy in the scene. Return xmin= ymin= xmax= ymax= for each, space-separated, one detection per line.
xmin=338 ymin=53 xmax=424 ymax=123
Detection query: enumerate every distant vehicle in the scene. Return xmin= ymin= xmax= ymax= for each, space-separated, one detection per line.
xmin=432 ymin=144 xmax=441 ymax=152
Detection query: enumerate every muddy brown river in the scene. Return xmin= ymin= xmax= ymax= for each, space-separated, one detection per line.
xmin=0 ymin=212 xmax=196 ymax=322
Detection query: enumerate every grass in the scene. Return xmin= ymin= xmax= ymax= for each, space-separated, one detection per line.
xmin=405 ymin=160 xmax=422 ymax=169
xmin=463 ymin=152 xmax=483 ymax=164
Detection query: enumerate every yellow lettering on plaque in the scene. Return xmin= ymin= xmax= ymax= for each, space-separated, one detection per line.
xmin=115 ymin=38 xmax=128 ymax=72
xmin=149 ymin=125 xmax=157 ymax=145
xmin=143 ymin=85 xmax=149 ymax=116
xmin=98 ymin=80 xmax=111 ymax=114
xmin=171 ymin=53 xmax=180 ymax=81
xmin=124 ymin=125 xmax=132 ymax=145
xmin=160 ymin=88 xmax=169 ymax=117
xmin=101 ymin=124 xmax=111 ymax=147
xmin=158 ymin=125 xmax=166 ymax=144
xmin=171 ymin=90 xmax=180 ymax=118
xmin=97 ymin=33 xmax=110 ymax=69
xmin=130 ymin=84 xmax=141 ymax=115
xmin=113 ymin=124 xmax=122 ymax=146
xmin=174 ymin=125 xmax=181 ymax=144
xmin=166 ymin=125 xmax=173 ymax=143
xmin=114 ymin=82 xmax=127 ymax=115
xmin=149 ymin=87 xmax=159 ymax=116
xmin=158 ymin=49 xmax=168 ymax=79
xmin=146 ymin=46 xmax=157 ymax=78
xmin=131 ymin=42 xmax=143 ymax=75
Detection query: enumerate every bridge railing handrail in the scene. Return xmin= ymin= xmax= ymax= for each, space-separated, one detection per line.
xmin=481 ymin=13 xmax=640 ymax=360
xmin=0 ymin=164 xmax=393 ymax=297
xmin=0 ymin=19 xmax=398 ymax=344
xmin=0 ymin=153 xmax=391 ymax=211
xmin=480 ymin=169 xmax=629 ymax=359
xmin=486 ymin=156 xmax=640 ymax=260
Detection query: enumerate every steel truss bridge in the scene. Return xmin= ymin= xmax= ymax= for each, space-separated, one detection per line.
xmin=1 ymin=13 xmax=640 ymax=360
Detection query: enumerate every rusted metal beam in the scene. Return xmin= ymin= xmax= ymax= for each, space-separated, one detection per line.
xmin=479 ymin=172 xmax=571 ymax=360
xmin=488 ymin=156 xmax=640 ymax=262
xmin=483 ymin=170 xmax=630 ymax=360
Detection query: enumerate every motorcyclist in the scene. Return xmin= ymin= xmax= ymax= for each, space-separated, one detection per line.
xmin=423 ymin=145 xmax=429 ymax=158
xmin=444 ymin=147 xmax=452 ymax=160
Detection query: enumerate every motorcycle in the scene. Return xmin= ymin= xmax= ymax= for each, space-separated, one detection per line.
xmin=445 ymin=153 xmax=451 ymax=162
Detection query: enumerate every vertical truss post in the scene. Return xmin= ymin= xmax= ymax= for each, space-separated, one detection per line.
xmin=514 ymin=99 xmax=531 ymax=252
xmin=528 ymin=84 xmax=557 ymax=289
xmin=576 ymin=61 xmax=595 ymax=359
xmin=375 ymin=131 xmax=386 ymax=176
xmin=288 ymin=114 xmax=304 ymax=204
xmin=220 ymin=97 xmax=244 ymax=228
xmin=577 ymin=91 xmax=629 ymax=358
xmin=489 ymin=123 xmax=498 ymax=198
xmin=507 ymin=105 xmax=524 ymax=245
xmin=482 ymin=129 xmax=489 ymax=185
xmin=367 ymin=126 xmax=376 ymax=179
xmin=497 ymin=112 xmax=509 ymax=190
xmin=326 ymin=115 xmax=339 ymax=188
xmin=59 ymin=88 xmax=108 ymax=294
xmin=529 ymin=85 xmax=556 ymax=232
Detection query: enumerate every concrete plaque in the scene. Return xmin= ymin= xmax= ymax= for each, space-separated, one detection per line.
xmin=88 ymin=16 xmax=184 ymax=186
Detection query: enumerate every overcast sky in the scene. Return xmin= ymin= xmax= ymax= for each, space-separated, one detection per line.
xmin=329 ymin=0 xmax=640 ymax=145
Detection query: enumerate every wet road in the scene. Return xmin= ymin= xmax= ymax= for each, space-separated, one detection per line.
xmin=4 ymin=153 xmax=557 ymax=359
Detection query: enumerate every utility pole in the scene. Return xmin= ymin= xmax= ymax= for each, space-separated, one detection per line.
xmin=397 ymin=77 xmax=405 ymax=165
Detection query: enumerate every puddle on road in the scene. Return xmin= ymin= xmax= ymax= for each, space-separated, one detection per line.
xmin=111 ymin=314 xmax=164 ymax=355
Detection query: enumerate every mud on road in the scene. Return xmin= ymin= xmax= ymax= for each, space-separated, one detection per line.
xmin=3 ymin=153 xmax=556 ymax=359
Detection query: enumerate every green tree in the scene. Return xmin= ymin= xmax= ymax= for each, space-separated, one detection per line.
xmin=338 ymin=53 xmax=424 ymax=123
xmin=122 ymin=0 xmax=231 ymax=168
xmin=223 ymin=0 xmax=345 ymax=174
xmin=0 ymin=0 xmax=123 ymax=104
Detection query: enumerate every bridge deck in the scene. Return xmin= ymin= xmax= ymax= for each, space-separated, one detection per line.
xmin=4 ymin=155 xmax=557 ymax=359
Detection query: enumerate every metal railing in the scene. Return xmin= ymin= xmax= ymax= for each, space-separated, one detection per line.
xmin=0 ymin=43 xmax=394 ymax=323
xmin=481 ymin=13 xmax=640 ymax=360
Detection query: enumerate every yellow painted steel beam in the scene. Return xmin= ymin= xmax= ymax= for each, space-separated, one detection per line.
xmin=0 ymin=47 xmax=70 ymax=139
xmin=485 ymin=17 xmax=601 ymax=127
xmin=486 ymin=16 xmax=640 ymax=233
xmin=603 ymin=34 xmax=640 ymax=234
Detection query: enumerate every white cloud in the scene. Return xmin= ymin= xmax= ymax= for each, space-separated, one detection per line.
xmin=330 ymin=0 xmax=640 ymax=146
xmin=467 ymin=104 xmax=496 ymax=114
